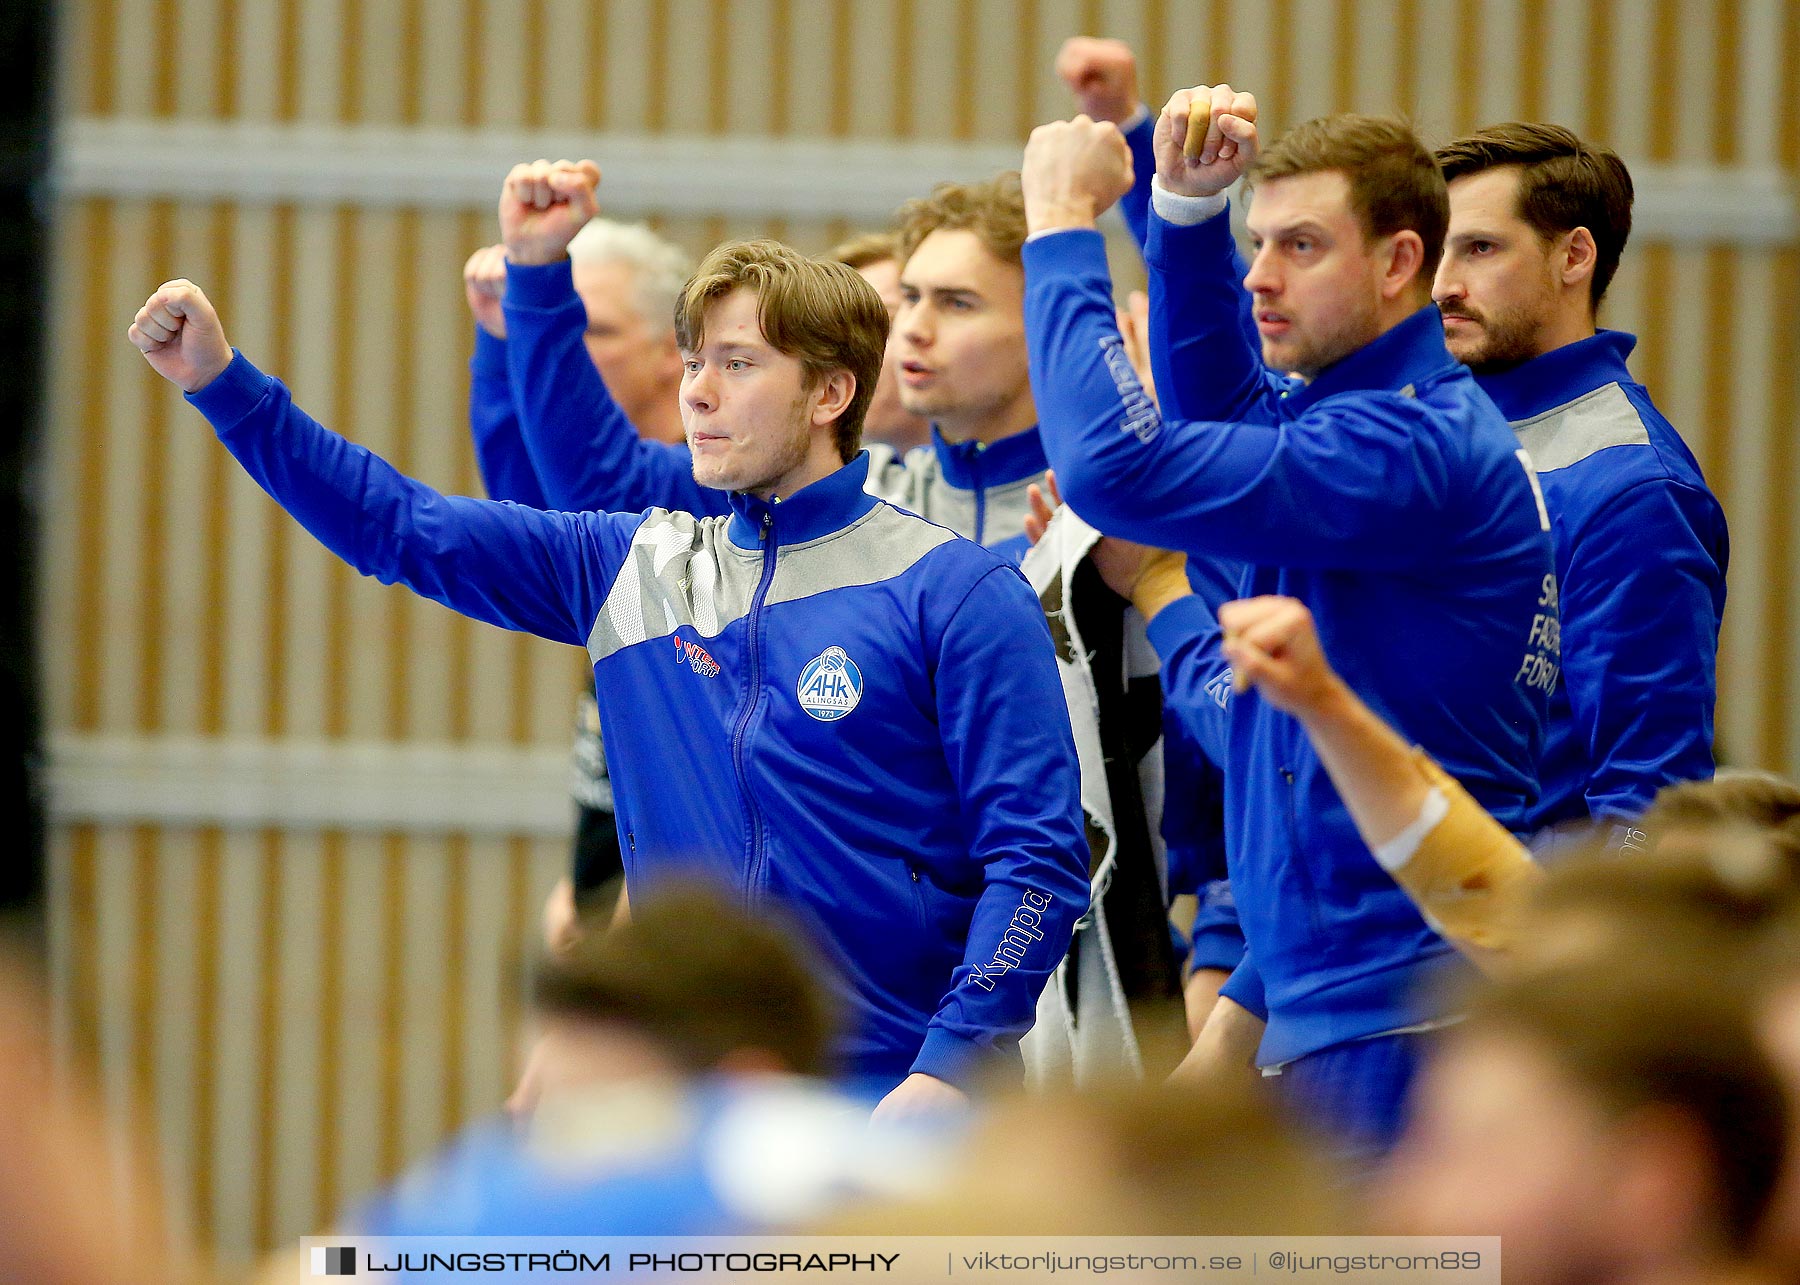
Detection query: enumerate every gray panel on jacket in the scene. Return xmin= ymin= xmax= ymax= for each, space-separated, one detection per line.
xmin=585 ymin=503 xmax=960 ymax=663
xmin=586 ymin=510 xmax=763 ymax=663
xmin=1513 ymin=382 xmax=1651 ymax=473
xmin=762 ymin=504 xmax=958 ymax=607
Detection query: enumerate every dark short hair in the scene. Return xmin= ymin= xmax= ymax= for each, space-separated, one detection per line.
xmin=1248 ymin=114 xmax=1449 ymax=280
xmin=675 ymin=240 xmax=889 ymax=463
xmin=1463 ymin=957 xmax=1788 ymax=1248
xmin=533 ymin=883 xmax=838 ymax=1076
xmin=1436 ymin=122 xmax=1634 ymax=308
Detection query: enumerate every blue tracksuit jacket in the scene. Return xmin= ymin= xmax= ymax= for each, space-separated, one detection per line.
xmin=487 ymin=259 xmax=1048 ymax=562
xmin=1022 ymin=221 xmax=1556 ymax=1065
xmin=187 ymin=354 xmax=1090 ymax=1091
xmin=1478 ymin=331 xmax=1728 ymax=841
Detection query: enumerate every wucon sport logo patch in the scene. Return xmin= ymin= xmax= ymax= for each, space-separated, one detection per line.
xmin=796 ymin=646 xmax=863 ymax=722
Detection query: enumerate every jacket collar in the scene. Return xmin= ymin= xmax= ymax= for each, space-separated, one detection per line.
xmin=1282 ymin=305 xmax=1460 ymax=416
xmin=1473 ymin=330 xmax=1639 ymax=422
xmin=931 ymin=424 xmax=1049 ymax=490
xmin=725 ymin=453 xmax=880 ymax=550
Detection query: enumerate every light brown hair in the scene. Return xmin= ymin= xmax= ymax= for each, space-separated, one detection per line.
xmin=829 ymin=230 xmax=901 ymax=271
xmin=1248 ymin=114 xmax=1449 ymax=280
xmin=1643 ymin=772 xmax=1800 ymax=869
xmin=1436 ymin=122 xmax=1634 ymax=308
xmin=895 ymin=173 xmax=1029 ymax=267
xmin=675 ymin=240 xmax=888 ymax=463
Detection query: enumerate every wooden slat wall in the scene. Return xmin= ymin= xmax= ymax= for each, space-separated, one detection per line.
xmin=43 ymin=0 xmax=1800 ymax=1266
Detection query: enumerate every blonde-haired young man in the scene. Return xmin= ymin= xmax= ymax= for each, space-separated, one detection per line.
xmin=493 ymin=162 xmax=1053 ymax=561
xmin=829 ymin=230 xmax=930 ymax=454
xmin=128 ymin=239 xmax=1089 ymax=1118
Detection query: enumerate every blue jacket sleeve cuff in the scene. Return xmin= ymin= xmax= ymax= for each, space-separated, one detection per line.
xmin=504 ymin=257 xmax=583 ymax=311
xmin=471 ymin=325 xmax=509 ymax=374
xmin=1145 ymin=199 xmax=1237 ymax=272
xmin=1144 ymin=592 xmax=1217 ymax=659
xmin=1188 ymin=881 xmax=1248 ymax=974
xmin=186 ymin=351 xmax=274 ymax=427
xmin=1189 ymin=933 xmax=1248 ymax=976
xmin=1218 ymin=954 xmax=1269 ymax=1022
xmin=910 ymin=1025 xmax=1012 ymax=1093
xmin=1020 ymin=226 xmax=1112 ymax=282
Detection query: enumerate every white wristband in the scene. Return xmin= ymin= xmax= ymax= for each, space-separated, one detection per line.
xmin=1371 ymin=786 xmax=1452 ymax=874
xmin=1150 ymin=177 xmax=1229 ymax=227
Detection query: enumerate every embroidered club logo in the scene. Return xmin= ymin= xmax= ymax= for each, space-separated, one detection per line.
xmin=673 ymin=636 xmax=721 ymax=678
xmin=796 ymin=646 xmax=863 ymax=721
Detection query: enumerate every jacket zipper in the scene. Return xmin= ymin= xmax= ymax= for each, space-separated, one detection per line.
xmin=972 ymin=458 xmax=986 ymax=544
xmin=907 ymin=866 xmax=928 ymax=933
xmin=1281 ymin=767 xmax=1327 ymax=943
xmin=732 ymin=510 xmax=778 ymax=908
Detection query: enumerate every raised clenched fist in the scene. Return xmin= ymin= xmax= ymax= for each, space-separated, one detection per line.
xmin=499 ymin=158 xmax=601 ymax=267
xmin=1217 ymin=595 xmax=1335 ymax=714
xmin=127 ymin=279 xmax=233 ymax=393
xmin=1020 ymin=114 xmax=1134 ymax=235
xmin=1054 ymin=37 xmax=1140 ymax=125
xmin=463 ymin=243 xmax=509 ymax=339
xmin=1154 ymin=84 xmax=1259 ymax=200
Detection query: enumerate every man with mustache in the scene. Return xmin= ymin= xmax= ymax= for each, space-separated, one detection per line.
xmin=1433 ymin=123 xmax=1728 ymax=850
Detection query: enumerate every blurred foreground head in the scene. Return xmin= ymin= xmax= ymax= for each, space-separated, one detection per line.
xmin=1644 ymin=772 xmax=1800 ymax=868
xmin=358 ymin=890 xmax=941 ymax=1240
xmin=1508 ymin=773 xmax=1800 ymax=974
xmin=0 ymin=942 xmax=204 ymax=1285
xmin=831 ymin=1077 xmax=1347 ymax=1235
xmin=1376 ymin=953 xmax=1788 ymax=1285
xmin=521 ymin=883 xmax=839 ymax=1104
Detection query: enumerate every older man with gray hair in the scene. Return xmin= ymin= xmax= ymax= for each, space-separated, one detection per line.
xmin=463 ymin=216 xmax=694 ymax=946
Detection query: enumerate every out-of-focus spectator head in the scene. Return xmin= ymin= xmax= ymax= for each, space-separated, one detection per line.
xmin=830 ymin=230 xmax=931 ymax=453
xmin=1517 ymin=837 xmax=1800 ymax=974
xmin=1240 ymin=116 xmax=1447 ymax=378
xmin=1375 ymin=955 xmax=1788 ymax=1285
xmin=1643 ymin=771 xmax=1800 ymax=869
xmin=1433 ymin=124 xmax=1633 ymax=374
xmin=1511 ymin=777 xmax=1800 ymax=975
xmin=1757 ymin=911 xmax=1800 ymax=1273
xmin=890 ymin=175 xmax=1035 ymax=443
xmin=512 ymin=884 xmax=838 ymax=1114
xmin=566 ymin=218 xmax=693 ymax=442
xmin=836 ymin=1078 xmax=1347 ymax=1235
xmin=0 ymin=942 xmax=203 ymax=1285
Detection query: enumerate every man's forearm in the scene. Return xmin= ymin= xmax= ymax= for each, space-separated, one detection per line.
xmin=194 ymin=353 xmax=596 ymax=648
xmin=504 ymin=260 xmax=721 ymax=516
xmin=468 ymin=327 xmax=551 ymax=507
xmin=1293 ymin=680 xmax=1434 ymax=851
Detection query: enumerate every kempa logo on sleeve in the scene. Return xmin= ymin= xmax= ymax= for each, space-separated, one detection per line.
xmin=1098 ymin=334 xmax=1160 ymax=443
xmin=967 ymin=889 xmax=1055 ymax=991
xmin=796 ymin=646 xmax=863 ymax=721
xmin=311 ymin=1245 xmax=356 ymax=1275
